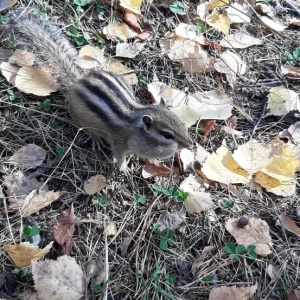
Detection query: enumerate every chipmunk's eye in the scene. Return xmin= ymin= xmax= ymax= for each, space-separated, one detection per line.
xmin=161 ymin=131 xmax=174 ymax=139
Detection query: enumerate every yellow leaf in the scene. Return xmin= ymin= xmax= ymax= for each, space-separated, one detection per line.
xmin=119 ymin=0 xmax=141 ymax=15
xmin=206 ymin=12 xmax=231 ymax=35
xmin=4 ymin=242 xmax=53 ymax=268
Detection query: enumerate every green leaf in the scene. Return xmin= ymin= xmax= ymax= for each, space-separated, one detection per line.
xmin=293 ymin=47 xmax=300 ymax=59
xmin=221 ymin=199 xmax=234 ymax=208
xmin=56 ymin=147 xmax=67 ymax=159
xmin=0 ymin=16 xmax=7 ymax=23
xmin=75 ymin=36 xmax=85 ymax=45
xmin=225 ymin=242 xmax=236 ymax=254
xmin=91 ymin=283 xmax=102 ymax=292
xmin=160 ymin=238 xmax=168 ymax=250
xmin=165 ymin=229 xmax=174 ymax=239
xmin=92 ymin=198 xmax=100 ymax=205
xmin=246 ymin=245 xmax=256 ymax=252
xmin=202 ymin=275 xmax=213 ymax=282
xmin=83 ymin=32 xmax=91 ymax=40
xmin=0 ymin=274 xmax=5 ymax=288
xmin=285 ymin=51 xmax=295 ymax=65
xmin=38 ymin=99 xmax=51 ymax=112
xmin=235 ymin=244 xmax=246 ymax=254
xmin=169 ymin=1 xmax=186 ymax=14
xmin=67 ymin=28 xmax=79 ymax=37
xmin=229 ymin=253 xmax=238 ymax=259
xmin=134 ymin=194 xmax=146 ymax=204
xmin=248 ymin=252 xmax=257 ymax=260
xmin=138 ymin=73 xmax=148 ymax=83
xmin=92 ymin=194 xmax=107 ymax=207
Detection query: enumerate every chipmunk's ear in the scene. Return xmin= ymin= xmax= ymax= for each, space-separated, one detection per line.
xmin=142 ymin=115 xmax=153 ymax=131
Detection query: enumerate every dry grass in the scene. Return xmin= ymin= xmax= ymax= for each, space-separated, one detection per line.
xmin=0 ymin=0 xmax=300 ymax=299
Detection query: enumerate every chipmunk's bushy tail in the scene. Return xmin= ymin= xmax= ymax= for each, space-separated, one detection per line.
xmin=6 ymin=9 xmax=84 ymax=87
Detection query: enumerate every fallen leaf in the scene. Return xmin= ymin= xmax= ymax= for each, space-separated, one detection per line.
xmin=4 ymin=170 xmax=48 ymax=206
xmin=279 ymin=213 xmax=300 ymax=237
xmin=206 ymin=12 xmax=231 ymax=35
xmin=232 ymin=139 xmax=273 ymax=174
xmin=84 ymin=174 xmax=107 ymax=195
xmin=120 ymin=0 xmax=141 ymax=15
xmin=8 ymin=49 xmax=35 ymax=66
xmin=0 ymin=0 xmax=17 ymax=11
xmin=14 ymin=66 xmax=60 ymax=96
xmin=180 ymin=148 xmax=194 ymax=171
xmin=267 ymin=87 xmax=300 ymax=116
xmin=84 ymin=258 xmax=105 ymax=286
xmin=202 ymin=142 xmax=250 ymax=184
xmin=8 ymin=144 xmax=47 ymax=169
xmin=53 ymin=205 xmax=75 ymax=255
xmin=123 ymin=9 xmax=141 ymax=32
xmin=103 ymin=23 xmax=137 ymax=41
xmin=206 ymin=0 xmax=229 ymax=10
xmin=209 ymin=284 xmax=257 ymax=300
xmin=214 ymin=50 xmax=248 ymax=87
xmin=32 ymin=255 xmax=85 ymax=300
xmin=4 ymin=241 xmax=53 ymax=268
xmin=104 ymin=222 xmax=117 ymax=236
xmin=119 ymin=237 xmax=132 ymax=257
xmin=142 ymin=159 xmax=173 ymax=178
xmin=225 ymin=217 xmax=272 ymax=256
xmin=191 ymin=245 xmax=214 ymax=276
xmin=116 ymin=42 xmax=144 ymax=58
xmin=157 ymin=211 xmax=185 ymax=231
xmin=175 ymin=23 xmax=206 ymax=44
xmin=260 ymin=16 xmax=287 ymax=32
xmin=0 ymin=61 xmax=20 ymax=85
xmin=267 ymin=264 xmax=280 ymax=281
xmin=21 ymin=190 xmax=66 ymax=217
xmin=183 ymin=191 xmax=213 ymax=214
xmin=220 ymin=33 xmax=263 ymax=49
xmin=288 ymin=289 xmax=300 ymax=300
xmin=106 ymin=58 xmax=138 ymax=85
xmin=227 ymin=1 xmax=252 ymax=23
xmin=281 ymin=65 xmax=300 ymax=78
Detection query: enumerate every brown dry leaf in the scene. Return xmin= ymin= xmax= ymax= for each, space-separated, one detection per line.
xmin=123 ymin=9 xmax=141 ymax=32
xmin=136 ymin=31 xmax=151 ymax=40
xmin=214 ymin=50 xmax=248 ymax=87
xmin=281 ymin=65 xmax=300 ymax=78
xmin=14 ymin=66 xmax=60 ymax=96
xmin=53 ymin=205 xmax=75 ymax=255
xmin=104 ymin=222 xmax=117 ymax=236
xmin=225 ymin=217 xmax=272 ymax=256
xmin=32 ymin=255 xmax=85 ymax=300
xmin=202 ymin=142 xmax=250 ymax=184
xmin=157 ymin=211 xmax=185 ymax=231
xmin=105 ymin=58 xmax=138 ymax=85
xmin=84 ymin=174 xmax=107 ymax=195
xmin=182 ymin=47 xmax=211 ymax=73
xmin=0 ymin=0 xmax=17 ymax=11
xmin=180 ymin=148 xmax=194 ymax=171
xmin=120 ymin=0 xmax=141 ymax=14
xmin=9 ymin=49 xmax=35 ymax=66
xmin=119 ymin=237 xmax=132 ymax=257
xmin=288 ymin=289 xmax=300 ymax=300
xmin=206 ymin=12 xmax=231 ymax=35
xmin=103 ymin=23 xmax=137 ymax=41
xmin=21 ymin=190 xmax=66 ymax=217
xmin=116 ymin=42 xmax=145 ymax=58
xmin=267 ymin=264 xmax=280 ymax=281
xmin=220 ymin=33 xmax=263 ymax=49
xmin=267 ymin=87 xmax=300 ymax=116
xmin=209 ymin=284 xmax=257 ymax=300
xmin=0 ymin=61 xmax=20 ymax=85
xmin=4 ymin=241 xmax=53 ymax=268
xmin=175 ymin=23 xmax=206 ymax=44
xmin=78 ymin=45 xmax=100 ymax=57
xmin=232 ymin=139 xmax=273 ymax=174
xmin=8 ymin=144 xmax=47 ymax=169
xmin=84 ymin=259 xmax=105 ymax=286
xmin=191 ymin=245 xmax=214 ymax=276
xmin=279 ymin=214 xmax=300 ymax=237
xmin=206 ymin=0 xmax=229 ymax=10
xmin=4 ymin=170 xmax=48 ymax=207
xmin=183 ymin=191 xmax=213 ymax=214
xmin=227 ymin=1 xmax=253 ymax=23
xmin=142 ymin=159 xmax=173 ymax=178
xmin=260 ymin=16 xmax=287 ymax=32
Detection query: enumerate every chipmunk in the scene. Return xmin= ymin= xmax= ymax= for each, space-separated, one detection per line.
xmin=5 ymin=9 xmax=192 ymax=172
